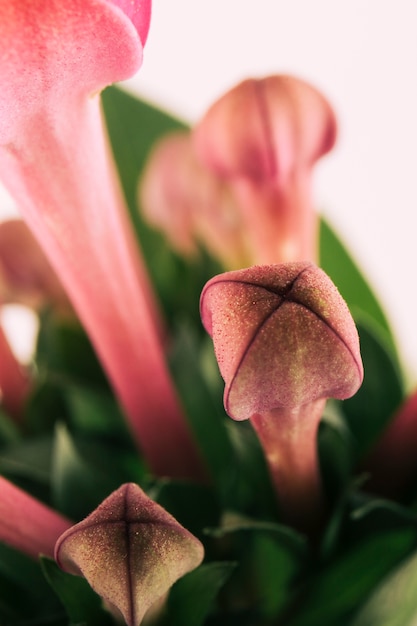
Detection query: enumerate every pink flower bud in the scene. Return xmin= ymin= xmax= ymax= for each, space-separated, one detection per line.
xmin=193 ymin=76 xmax=337 ymax=264
xmin=201 ymin=262 xmax=363 ymax=533
xmin=201 ymin=262 xmax=363 ymax=420
xmin=55 ymin=483 xmax=204 ymax=626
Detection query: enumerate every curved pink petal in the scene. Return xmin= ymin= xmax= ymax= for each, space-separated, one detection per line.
xmin=108 ymin=0 xmax=152 ymax=44
xmin=0 ymin=0 xmax=205 ymax=480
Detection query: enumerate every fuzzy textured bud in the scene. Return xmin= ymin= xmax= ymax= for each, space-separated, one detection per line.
xmin=55 ymin=483 xmax=204 ymax=626
xmin=201 ymin=262 xmax=363 ymax=421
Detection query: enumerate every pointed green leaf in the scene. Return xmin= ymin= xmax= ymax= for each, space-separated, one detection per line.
xmin=319 ymin=218 xmax=398 ymax=361
xmin=352 ymin=547 xmax=417 ymax=626
xmin=160 ymin=562 xmax=236 ymax=626
xmin=41 ymin=557 xmax=113 ymax=626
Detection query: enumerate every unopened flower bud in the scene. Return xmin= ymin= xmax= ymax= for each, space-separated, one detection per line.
xmin=55 ymin=483 xmax=204 ymax=626
xmin=201 ymin=262 xmax=363 ymax=420
xmin=201 ymin=262 xmax=363 ymax=534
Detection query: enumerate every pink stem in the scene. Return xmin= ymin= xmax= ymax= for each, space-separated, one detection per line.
xmin=0 ymin=97 xmax=205 ymax=480
xmin=233 ymin=170 xmax=316 ymax=265
xmin=0 ymin=477 xmax=72 ymax=559
xmin=251 ymin=399 xmax=326 ymax=535
xmin=0 ymin=324 xmax=30 ymax=421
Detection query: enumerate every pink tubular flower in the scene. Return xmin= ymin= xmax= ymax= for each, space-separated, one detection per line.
xmin=201 ymin=263 xmax=363 ymax=534
xmin=0 ymin=476 xmax=72 ymax=559
xmin=0 ymin=1 xmax=206 ymax=479
xmin=193 ymin=76 xmax=337 ymax=265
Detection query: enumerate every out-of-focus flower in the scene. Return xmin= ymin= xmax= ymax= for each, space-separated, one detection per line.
xmin=0 ymin=476 xmax=72 ymax=559
xmin=201 ymin=262 xmax=363 ymax=532
xmin=193 ymin=76 xmax=337 ymax=265
xmin=140 ymin=131 xmax=251 ymax=269
xmin=55 ymin=482 xmax=204 ymax=626
xmin=0 ymin=1 xmax=206 ymax=480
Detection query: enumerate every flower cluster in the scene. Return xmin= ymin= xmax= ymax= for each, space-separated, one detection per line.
xmin=0 ymin=2 xmax=416 ymax=626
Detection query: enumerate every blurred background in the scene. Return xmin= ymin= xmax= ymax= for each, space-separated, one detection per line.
xmin=2 ymin=0 xmax=417 ymax=381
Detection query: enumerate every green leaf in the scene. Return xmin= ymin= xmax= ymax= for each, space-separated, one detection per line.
xmin=251 ymin=532 xmax=301 ymax=619
xmin=339 ymin=317 xmax=405 ymax=458
xmin=225 ymin=419 xmax=279 ymax=518
xmin=151 ymin=479 xmax=220 ymax=540
xmin=159 ymin=562 xmax=236 ymax=626
xmin=351 ymin=547 xmax=417 ymax=626
xmin=205 ymin=516 xmax=307 ymax=556
xmin=102 ymin=85 xmax=187 ymax=222
xmin=168 ymin=326 xmax=236 ymax=504
xmin=319 ymin=219 xmax=398 ymax=360
xmin=204 ymin=519 xmax=307 ymax=621
xmin=51 ymin=423 xmax=143 ymax=519
xmin=0 ymin=410 xmax=20 ymax=446
xmin=0 ymin=435 xmax=52 ymax=501
xmin=35 ymin=312 xmax=107 ymax=387
xmin=65 ymin=384 xmax=134 ymax=446
xmin=24 ymin=378 xmax=69 ymax=435
xmin=0 ymin=544 xmax=64 ymax=623
xmin=288 ymin=527 xmax=417 ymax=626
xmin=319 ymin=401 xmax=355 ymax=502
xmin=41 ymin=557 xmax=114 ymax=626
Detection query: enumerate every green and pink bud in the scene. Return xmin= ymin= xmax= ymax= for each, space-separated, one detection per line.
xmin=55 ymin=482 xmax=204 ymax=626
xmin=200 ymin=262 xmax=363 ymax=533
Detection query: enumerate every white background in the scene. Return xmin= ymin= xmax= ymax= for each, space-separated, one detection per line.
xmin=2 ymin=1 xmax=417 ymax=384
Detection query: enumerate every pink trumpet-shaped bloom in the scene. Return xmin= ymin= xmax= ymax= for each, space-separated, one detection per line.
xmin=55 ymin=483 xmax=204 ymax=626
xmin=193 ymin=76 xmax=337 ymax=265
xmin=0 ymin=1 xmax=205 ymax=479
xmin=0 ymin=476 xmax=72 ymax=559
xmin=201 ymin=263 xmax=363 ymax=533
